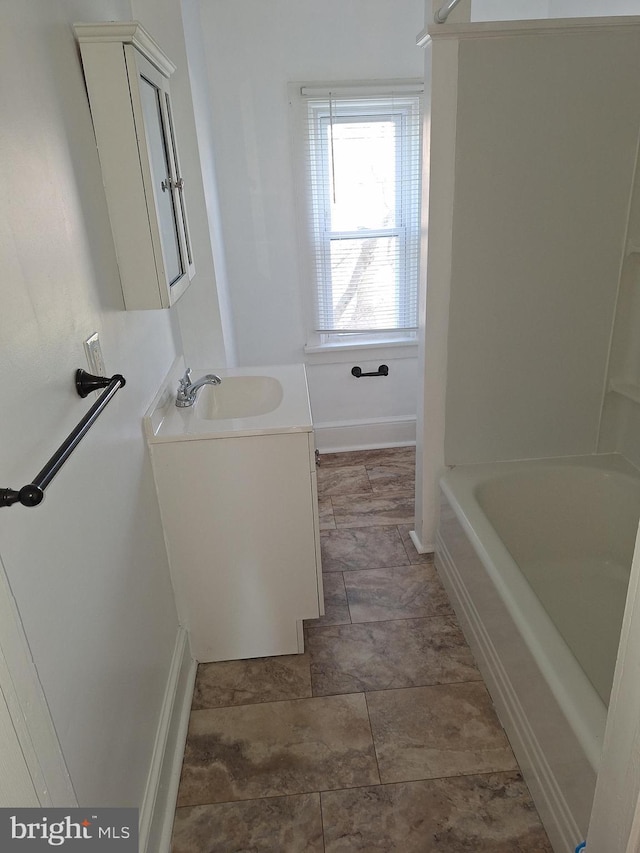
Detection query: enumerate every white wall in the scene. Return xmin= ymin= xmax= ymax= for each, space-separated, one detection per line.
xmin=0 ymin=0 xmax=185 ymax=808
xmin=471 ymin=1 xmax=550 ymax=21
xmin=306 ymin=350 xmax=419 ymax=450
xmin=199 ymin=0 xmax=425 ymax=365
xmin=131 ymin=0 xmax=234 ymax=369
xmin=469 ymin=0 xmax=640 ymax=20
xmin=198 ymin=0 xmax=425 ymax=447
xmin=550 ymin=0 xmax=640 ymax=15
xmin=181 ymin=0 xmax=237 ymax=366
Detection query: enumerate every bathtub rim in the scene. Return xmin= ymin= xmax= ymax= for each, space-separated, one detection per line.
xmin=438 ymin=452 xmax=640 ymax=774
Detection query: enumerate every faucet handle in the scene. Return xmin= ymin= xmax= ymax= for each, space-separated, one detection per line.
xmin=179 ymin=367 xmax=192 ymax=390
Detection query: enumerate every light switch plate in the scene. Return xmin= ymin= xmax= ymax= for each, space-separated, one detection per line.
xmin=84 ymin=332 xmax=106 ymax=377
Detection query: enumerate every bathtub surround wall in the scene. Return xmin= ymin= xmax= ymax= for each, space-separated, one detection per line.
xmin=599 ymin=120 xmax=640 ymax=469
xmin=196 ymin=0 xmax=424 ymax=450
xmin=442 ymin=24 xmax=640 ymax=466
xmin=415 ymin=16 xmax=640 ymax=550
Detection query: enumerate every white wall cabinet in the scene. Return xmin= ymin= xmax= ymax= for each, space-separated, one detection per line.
xmin=74 ymin=22 xmax=194 ymax=309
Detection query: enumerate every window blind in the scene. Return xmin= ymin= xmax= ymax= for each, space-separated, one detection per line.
xmin=300 ymin=83 xmax=423 ymax=337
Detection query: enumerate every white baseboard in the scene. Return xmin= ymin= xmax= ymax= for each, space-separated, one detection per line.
xmin=313 ymin=415 xmax=416 ymax=453
xmin=408 ymin=528 xmax=433 ymax=554
xmin=140 ymin=627 xmax=196 ymax=853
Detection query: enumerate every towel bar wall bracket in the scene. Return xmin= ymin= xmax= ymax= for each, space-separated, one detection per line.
xmin=0 ymin=369 xmax=126 ymax=508
xmin=0 ymin=485 xmax=44 ymax=509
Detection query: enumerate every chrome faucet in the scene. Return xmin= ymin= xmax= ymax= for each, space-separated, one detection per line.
xmin=175 ymin=368 xmax=222 ymax=407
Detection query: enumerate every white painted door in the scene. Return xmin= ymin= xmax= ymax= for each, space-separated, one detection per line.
xmin=0 ymin=554 xmax=76 ymax=807
xmin=0 ymin=680 xmax=39 ymax=806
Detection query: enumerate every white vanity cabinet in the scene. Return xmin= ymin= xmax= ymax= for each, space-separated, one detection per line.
xmin=74 ymin=22 xmax=194 ymax=309
xmin=144 ymin=363 xmax=324 ymax=663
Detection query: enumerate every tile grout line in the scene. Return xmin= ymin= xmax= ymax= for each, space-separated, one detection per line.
xmin=174 ymin=766 xmax=533 ymax=812
xmin=191 ymin=660 xmax=484 ymax=713
xmin=397 ymin=522 xmax=414 ymax=564
xmin=363 ymin=691 xmax=383 ymax=787
xmin=305 ymin=613 xmax=470 ymax=633
xmin=318 ymin=789 xmax=327 ymax=853
xmin=339 ymin=571 xmax=353 ymax=626
xmin=309 ymin=676 xmax=485 ymax=701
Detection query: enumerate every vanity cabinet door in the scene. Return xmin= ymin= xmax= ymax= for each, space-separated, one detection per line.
xmin=150 ymin=431 xmax=322 ymax=663
xmin=74 ymin=22 xmax=194 ymax=309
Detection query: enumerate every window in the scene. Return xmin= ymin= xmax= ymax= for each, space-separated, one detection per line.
xmin=297 ymin=83 xmax=423 ymax=345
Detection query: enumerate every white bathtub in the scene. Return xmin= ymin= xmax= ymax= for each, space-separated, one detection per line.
xmin=435 ymin=454 xmax=640 ymax=853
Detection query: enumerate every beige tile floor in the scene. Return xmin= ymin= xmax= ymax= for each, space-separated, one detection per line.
xmin=171 ymin=447 xmax=553 ymax=852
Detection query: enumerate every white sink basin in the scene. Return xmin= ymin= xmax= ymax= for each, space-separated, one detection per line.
xmin=195 ymin=375 xmax=283 ymax=420
xmin=144 ymin=363 xmax=312 ymax=443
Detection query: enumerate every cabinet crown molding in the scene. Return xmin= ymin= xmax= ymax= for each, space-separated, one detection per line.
xmin=73 ymin=21 xmax=176 ymax=78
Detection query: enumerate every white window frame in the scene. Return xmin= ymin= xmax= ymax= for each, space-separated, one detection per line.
xmin=291 ymin=81 xmax=423 ymax=351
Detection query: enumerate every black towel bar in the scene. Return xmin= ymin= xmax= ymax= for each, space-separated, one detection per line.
xmin=0 ymin=370 xmax=126 ymax=508
xmin=351 ymin=364 xmax=389 ymax=378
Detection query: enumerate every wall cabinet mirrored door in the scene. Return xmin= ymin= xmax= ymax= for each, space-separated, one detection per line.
xmin=74 ymin=22 xmax=195 ymax=310
xmin=130 ymin=51 xmax=193 ymax=292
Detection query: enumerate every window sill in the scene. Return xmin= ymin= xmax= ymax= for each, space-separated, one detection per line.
xmin=304 ymin=335 xmax=418 ymax=364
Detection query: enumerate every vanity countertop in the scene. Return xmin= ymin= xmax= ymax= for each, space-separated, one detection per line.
xmin=144 ymin=362 xmax=313 ymax=443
